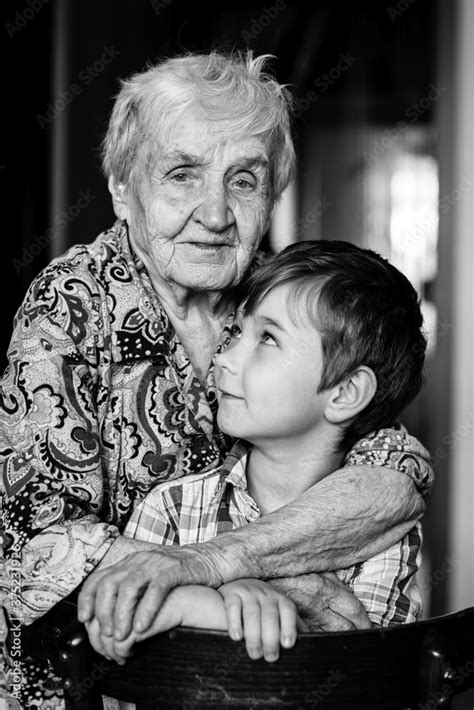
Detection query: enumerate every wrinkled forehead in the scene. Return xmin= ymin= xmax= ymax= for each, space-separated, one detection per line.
xmin=136 ymin=101 xmax=274 ymax=174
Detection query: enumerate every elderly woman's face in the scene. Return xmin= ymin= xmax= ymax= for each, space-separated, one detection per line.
xmin=119 ymin=109 xmax=274 ymax=293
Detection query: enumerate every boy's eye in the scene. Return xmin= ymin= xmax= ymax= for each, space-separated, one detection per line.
xmin=230 ymin=323 xmax=242 ymax=339
xmin=261 ymin=331 xmax=277 ymax=346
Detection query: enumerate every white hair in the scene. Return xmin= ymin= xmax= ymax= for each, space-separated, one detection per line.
xmin=102 ymin=50 xmax=296 ymax=200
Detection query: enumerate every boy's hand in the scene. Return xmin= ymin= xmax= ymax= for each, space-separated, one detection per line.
xmin=84 ymin=585 xmax=227 ymax=664
xmin=218 ymin=579 xmax=299 ymax=662
xmin=84 ymin=581 xmax=300 ymax=665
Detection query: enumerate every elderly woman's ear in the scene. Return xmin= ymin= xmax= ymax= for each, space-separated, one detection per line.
xmin=108 ymin=176 xmax=131 ymax=222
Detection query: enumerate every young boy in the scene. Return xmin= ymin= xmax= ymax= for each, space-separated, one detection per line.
xmin=86 ymin=240 xmax=429 ymax=665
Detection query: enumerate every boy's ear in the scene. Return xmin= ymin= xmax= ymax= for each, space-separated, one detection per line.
xmin=108 ymin=176 xmax=131 ymax=221
xmin=324 ymin=366 xmax=377 ymax=424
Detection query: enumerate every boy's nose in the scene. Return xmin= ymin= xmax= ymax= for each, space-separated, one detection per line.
xmin=215 ymin=336 xmax=245 ymax=375
xmin=214 ymin=348 xmax=237 ymax=374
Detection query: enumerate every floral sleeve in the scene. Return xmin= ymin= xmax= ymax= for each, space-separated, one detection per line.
xmin=337 ymin=422 xmax=431 ymax=625
xmin=0 ymin=265 xmax=119 ymax=625
xmin=344 ymin=422 xmax=433 ymax=498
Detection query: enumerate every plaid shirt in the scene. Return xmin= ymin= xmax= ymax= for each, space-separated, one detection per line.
xmin=124 ymin=436 xmax=424 ymax=626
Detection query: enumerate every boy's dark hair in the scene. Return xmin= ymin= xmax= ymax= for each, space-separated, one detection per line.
xmin=241 ymin=240 xmax=427 ymax=452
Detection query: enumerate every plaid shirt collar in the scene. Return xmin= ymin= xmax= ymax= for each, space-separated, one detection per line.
xmin=213 ymin=439 xmax=253 ymax=496
xmin=210 ymin=439 xmax=261 ymax=527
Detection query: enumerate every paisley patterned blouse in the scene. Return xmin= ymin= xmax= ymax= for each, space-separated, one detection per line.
xmin=0 ymin=219 xmax=433 ymax=708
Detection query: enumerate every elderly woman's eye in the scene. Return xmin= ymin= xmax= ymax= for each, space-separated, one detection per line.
xmin=233 ymin=173 xmax=256 ymax=190
xmin=170 ymin=172 xmax=189 ymax=182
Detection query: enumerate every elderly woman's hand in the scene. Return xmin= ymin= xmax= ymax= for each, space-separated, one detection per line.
xmin=77 ymin=539 xmax=220 ymax=641
xmin=271 ymin=572 xmax=372 ymax=631
xmin=84 ymin=585 xmax=190 ymax=664
xmin=77 ymin=530 xmax=374 ymax=643
xmin=85 ymin=583 xmax=229 ymax=664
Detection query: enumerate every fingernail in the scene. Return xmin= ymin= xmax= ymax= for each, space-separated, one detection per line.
xmin=282 ymin=636 xmax=295 ymax=648
xmin=230 ymin=629 xmax=242 ymax=641
xmin=265 ymin=653 xmax=278 ymax=662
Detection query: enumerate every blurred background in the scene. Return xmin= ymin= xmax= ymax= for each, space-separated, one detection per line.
xmin=2 ymin=0 xmax=472 ymax=633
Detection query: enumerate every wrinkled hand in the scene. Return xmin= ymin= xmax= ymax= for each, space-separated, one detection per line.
xmin=271 ymin=572 xmax=372 ymax=631
xmin=78 ymin=546 xmax=213 ymax=642
xmin=85 ymin=617 xmax=129 ymax=664
xmin=219 ymin=579 xmax=299 ymax=662
xmin=84 ymin=584 xmax=191 ymax=664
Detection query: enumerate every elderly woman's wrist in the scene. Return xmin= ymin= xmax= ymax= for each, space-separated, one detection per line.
xmin=98 ymin=535 xmax=159 ymax=568
xmin=178 ymin=536 xmax=263 ymax=586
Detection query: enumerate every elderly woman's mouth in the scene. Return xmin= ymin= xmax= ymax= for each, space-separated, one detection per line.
xmin=179 ymin=242 xmax=233 ymax=262
xmin=186 ymin=242 xmax=232 ymax=249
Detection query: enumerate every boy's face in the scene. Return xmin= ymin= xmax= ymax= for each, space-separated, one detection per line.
xmin=215 ymin=283 xmax=330 ymax=444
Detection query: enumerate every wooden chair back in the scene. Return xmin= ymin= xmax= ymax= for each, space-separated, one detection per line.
xmin=47 ymin=605 xmax=474 ymax=709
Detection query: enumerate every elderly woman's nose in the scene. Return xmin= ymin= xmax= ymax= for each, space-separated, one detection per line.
xmin=193 ymin=184 xmax=234 ymax=232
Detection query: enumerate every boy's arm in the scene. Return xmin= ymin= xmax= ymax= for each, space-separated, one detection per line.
xmin=336 ymin=522 xmax=423 ymax=627
xmin=86 ymin=584 xmax=227 ymax=662
xmin=87 ymin=580 xmax=300 ymax=664
xmin=79 ymin=425 xmax=433 ymax=640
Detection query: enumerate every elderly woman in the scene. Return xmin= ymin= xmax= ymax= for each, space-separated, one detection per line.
xmin=0 ymin=51 xmax=432 ymax=708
